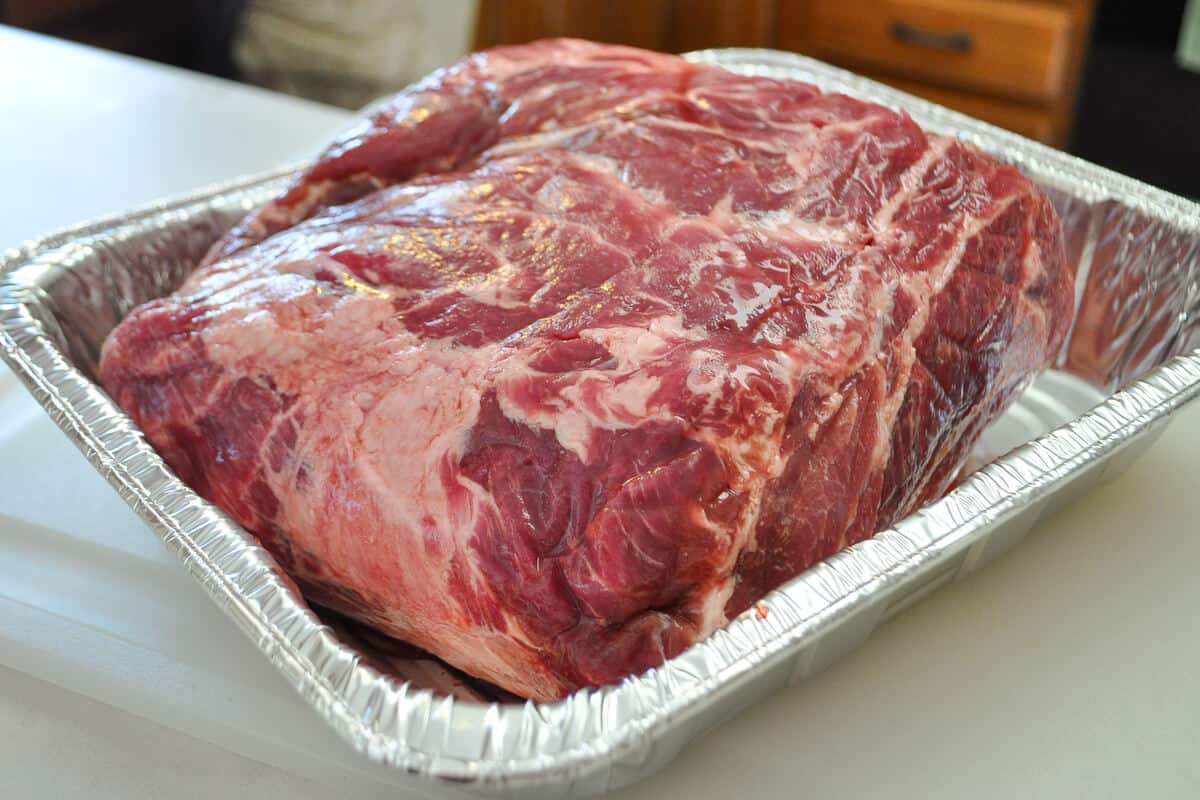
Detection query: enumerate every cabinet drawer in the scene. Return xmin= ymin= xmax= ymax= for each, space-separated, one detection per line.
xmin=789 ymin=0 xmax=1073 ymax=103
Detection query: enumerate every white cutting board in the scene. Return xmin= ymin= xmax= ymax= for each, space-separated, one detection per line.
xmin=0 ymin=364 xmax=431 ymax=798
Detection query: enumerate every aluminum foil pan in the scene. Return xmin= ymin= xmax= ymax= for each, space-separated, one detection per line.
xmin=2 ymin=49 xmax=1199 ymax=797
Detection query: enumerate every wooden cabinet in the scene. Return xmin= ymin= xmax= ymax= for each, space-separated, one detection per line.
xmin=473 ymin=1 xmax=779 ymax=53
xmin=474 ymin=0 xmax=1095 ymax=147
xmin=474 ymin=0 xmax=672 ymax=52
xmin=790 ymin=0 xmax=1073 ymax=103
xmin=783 ymin=0 xmax=1094 ymax=146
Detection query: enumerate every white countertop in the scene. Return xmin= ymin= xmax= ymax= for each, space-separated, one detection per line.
xmin=2 ymin=26 xmax=1199 ymax=800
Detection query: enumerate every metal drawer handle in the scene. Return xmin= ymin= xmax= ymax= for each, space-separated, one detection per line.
xmin=890 ymin=20 xmax=974 ymax=52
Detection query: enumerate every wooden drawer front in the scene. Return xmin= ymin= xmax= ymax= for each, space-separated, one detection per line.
xmin=790 ymin=0 xmax=1073 ymax=104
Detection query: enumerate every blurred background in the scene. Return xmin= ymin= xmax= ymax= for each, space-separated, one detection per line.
xmin=3 ymin=0 xmax=1197 ymax=197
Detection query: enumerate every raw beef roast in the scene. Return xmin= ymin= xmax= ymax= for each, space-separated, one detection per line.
xmin=100 ymin=40 xmax=1074 ymax=700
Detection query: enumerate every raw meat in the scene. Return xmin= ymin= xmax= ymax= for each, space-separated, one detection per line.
xmin=99 ymin=40 xmax=1074 ymax=701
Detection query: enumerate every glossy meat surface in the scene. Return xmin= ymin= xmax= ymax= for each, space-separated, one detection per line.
xmin=100 ymin=40 xmax=1074 ymax=700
